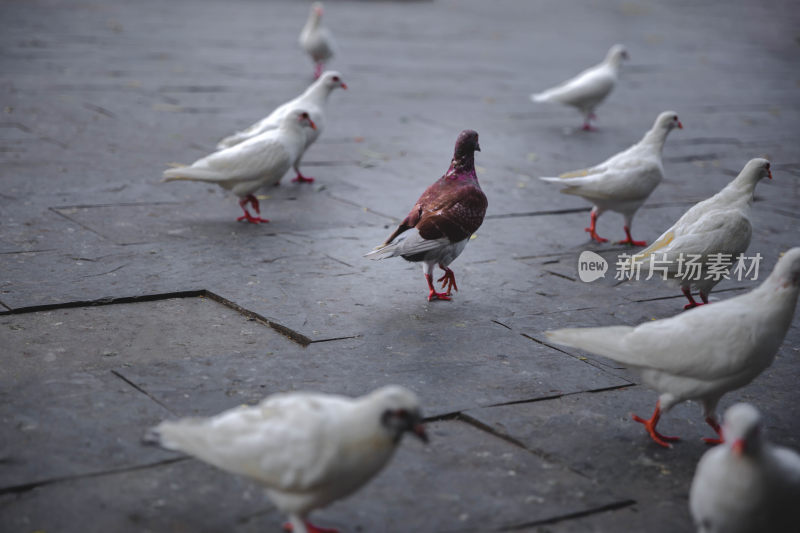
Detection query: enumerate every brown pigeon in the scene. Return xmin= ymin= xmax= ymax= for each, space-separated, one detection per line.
xmin=366 ymin=130 xmax=487 ymax=301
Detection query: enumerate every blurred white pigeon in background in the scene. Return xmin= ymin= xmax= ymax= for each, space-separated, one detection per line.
xmin=216 ymin=71 xmax=347 ymax=183
xmin=146 ymin=385 xmax=427 ymax=533
xmin=630 ymin=158 xmax=772 ymax=309
xmin=300 ymin=2 xmax=336 ymax=80
xmin=163 ymin=109 xmax=316 ymax=223
xmin=540 ymin=111 xmax=682 ymax=246
xmin=531 ymin=44 xmax=628 ymax=130
xmin=690 ymin=403 xmax=800 ymax=533
xmin=545 ymin=248 xmax=800 ymax=448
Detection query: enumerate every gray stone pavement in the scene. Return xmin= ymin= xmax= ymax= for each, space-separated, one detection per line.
xmin=1 ymin=0 xmax=799 ymax=531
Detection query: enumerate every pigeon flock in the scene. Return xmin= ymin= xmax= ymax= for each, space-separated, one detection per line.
xmin=153 ymin=3 xmax=799 ymax=532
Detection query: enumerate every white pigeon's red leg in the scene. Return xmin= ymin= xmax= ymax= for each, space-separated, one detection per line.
xmin=425 ymin=274 xmax=451 ymax=301
xmin=237 ymin=195 xmax=269 ymax=223
xmin=581 ymin=121 xmax=595 ymax=131
xmin=292 ymin=172 xmax=315 ymax=183
xmin=437 ymin=265 xmax=458 ymax=295
xmin=702 ymin=416 xmax=724 ymax=445
xmin=584 ymin=208 xmax=608 ymax=243
xmin=313 ymin=62 xmax=324 ymax=79
xmin=283 ymin=521 xmax=339 ymax=533
xmin=616 ymin=226 xmax=647 ymax=247
xmin=631 ymin=400 xmax=681 ymax=448
xmin=682 ymin=287 xmax=705 ymax=310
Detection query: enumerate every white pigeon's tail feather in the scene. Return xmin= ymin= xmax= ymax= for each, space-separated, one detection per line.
xmin=545 ymin=326 xmax=635 ymax=361
xmin=539 ymin=176 xmax=563 ymax=183
xmin=162 ymin=166 xmax=223 ymax=183
xmin=147 ymin=419 xmax=210 ymax=454
xmin=531 ymin=91 xmax=553 ymax=103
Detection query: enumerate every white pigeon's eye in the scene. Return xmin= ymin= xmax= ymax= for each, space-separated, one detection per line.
xmin=673 ymin=115 xmax=678 ymax=121
xmin=301 ymin=112 xmax=309 ymax=119
xmin=332 ymin=76 xmax=340 ymax=82
xmin=765 ymin=162 xmax=770 ymax=170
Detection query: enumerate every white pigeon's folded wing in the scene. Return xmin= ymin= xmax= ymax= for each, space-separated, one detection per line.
xmin=156 ymin=392 xmax=353 ymax=492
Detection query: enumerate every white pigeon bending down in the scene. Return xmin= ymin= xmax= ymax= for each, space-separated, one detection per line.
xmin=629 ymin=158 xmax=772 ymax=309
xmin=540 ymin=111 xmax=682 ymax=246
xmin=300 ymin=2 xmax=336 ymax=80
xmin=146 ymin=385 xmax=427 ymax=533
xmin=365 ymin=130 xmax=487 ymax=302
xmin=216 ymin=71 xmax=347 ymax=183
xmin=162 ymin=110 xmax=316 ymax=223
xmin=531 ymin=44 xmax=628 ymax=130
xmin=545 ymin=248 xmax=800 ymax=448
xmin=690 ymin=403 xmax=800 ymax=533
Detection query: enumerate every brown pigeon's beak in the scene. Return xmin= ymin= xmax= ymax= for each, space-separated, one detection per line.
xmin=340 ymin=83 xmax=348 ymax=90
xmin=475 ymin=142 xmax=481 ymax=152
xmin=412 ymin=423 xmax=429 ymax=443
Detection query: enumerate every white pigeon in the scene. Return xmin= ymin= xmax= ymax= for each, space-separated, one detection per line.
xmin=540 ymin=111 xmax=682 ymax=246
xmin=629 ymin=158 xmax=772 ymax=309
xmin=545 ymin=248 xmax=800 ymax=448
xmin=299 ymin=2 xmax=336 ymax=80
xmin=531 ymin=44 xmax=628 ymax=130
xmin=690 ymin=403 xmax=800 ymax=533
xmin=146 ymin=385 xmax=427 ymax=533
xmin=216 ymin=71 xmax=347 ymax=183
xmin=162 ymin=109 xmax=316 ymax=223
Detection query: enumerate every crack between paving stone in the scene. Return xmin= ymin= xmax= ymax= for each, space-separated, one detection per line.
xmin=495 ymin=499 xmax=637 ymax=531
xmin=0 ymin=248 xmax=57 ymax=255
xmin=324 ymin=193 xmax=397 ymax=221
xmin=485 ymin=200 xmax=698 ymax=221
xmin=0 ymin=457 xmax=187 ymax=496
xmin=48 ymin=207 xmax=110 ymax=241
xmin=631 ymin=285 xmax=746 ymax=303
xmin=545 ymin=270 xmax=577 ymax=282
xmin=308 ymin=334 xmax=363 ymax=344
xmin=111 ymin=369 xmax=176 ymax=415
xmin=0 ymin=298 xmax=10 ymax=311
xmin=0 ymin=290 xmax=314 ymax=347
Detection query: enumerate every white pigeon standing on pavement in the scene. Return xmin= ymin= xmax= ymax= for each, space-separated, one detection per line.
xmin=163 ymin=109 xmax=316 ymax=223
xmin=216 ymin=71 xmax=348 ymax=183
xmin=300 ymin=2 xmax=336 ymax=80
xmin=146 ymin=385 xmax=427 ymax=533
xmin=690 ymin=403 xmax=800 ymax=533
xmin=629 ymin=158 xmax=772 ymax=309
xmin=545 ymin=248 xmax=800 ymax=448
xmin=530 ymin=44 xmax=628 ymax=130
xmin=540 ymin=111 xmax=682 ymax=246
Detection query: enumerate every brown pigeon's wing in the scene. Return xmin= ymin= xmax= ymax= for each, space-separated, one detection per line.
xmin=417 ymin=186 xmax=487 ymax=242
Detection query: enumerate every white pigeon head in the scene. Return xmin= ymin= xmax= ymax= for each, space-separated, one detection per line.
xmin=283 ymin=109 xmax=317 ymax=131
xmin=770 ymin=247 xmax=800 ymax=289
xmin=654 ymin=111 xmax=683 ymax=131
xmin=739 ymin=158 xmax=772 ymax=183
xmin=722 ymin=403 xmax=764 ymax=456
xmin=310 ymin=2 xmax=324 ymax=19
xmin=370 ymin=385 xmax=428 ymax=444
xmin=606 ymin=44 xmax=629 ymax=65
xmin=319 ymin=70 xmax=348 ymax=91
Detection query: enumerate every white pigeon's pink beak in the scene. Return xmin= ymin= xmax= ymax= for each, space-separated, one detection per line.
xmin=731 ymin=439 xmax=745 ymax=455
xmin=307 ymin=118 xmax=317 ymax=130
xmin=767 ymin=163 xmax=772 ymax=179
xmin=677 ymin=120 xmax=683 ymax=129
xmin=340 ymin=82 xmax=348 ymax=90
xmin=315 ymin=6 xmax=323 ymax=16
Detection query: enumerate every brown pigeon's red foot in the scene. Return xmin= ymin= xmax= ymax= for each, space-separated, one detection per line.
xmin=237 ymin=195 xmax=270 ymax=223
xmin=437 ymin=266 xmax=458 ymax=295
xmin=425 ymin=274 xmax=451 ymax=301
xmin=631 ymin=400 xmax=681 ymax=448
xmin=584 ymin=210 xmax=608 ymax=243
xmin=702 ymin=416 xmax=724 ymax=445
xmin=682 ymin=287 xmax=706 ymax=310
xmin=292 ymin=172 xmax=315 ymax=183
xmin=616 ymin=226 xmax=646 ymax=247
xmin=283 ymin=521 xmax=339 ymax=533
